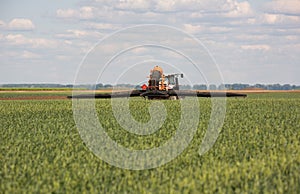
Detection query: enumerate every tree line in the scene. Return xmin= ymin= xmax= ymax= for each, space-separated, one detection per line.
xmin=1 ymin=83 xmax=299 ymax=90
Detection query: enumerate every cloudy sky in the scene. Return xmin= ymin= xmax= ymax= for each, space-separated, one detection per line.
xmin=0 ymin=0 xmax=299 ymax=85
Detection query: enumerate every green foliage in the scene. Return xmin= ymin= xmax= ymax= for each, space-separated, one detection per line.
xmin=0 ymin=94 xmax=299 ymax=193
xmin=0 ymin=92 xmax=72 ymax=98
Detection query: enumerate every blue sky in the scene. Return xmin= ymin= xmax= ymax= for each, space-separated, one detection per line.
xmin=0 ymin=0 xmax=299 ymax=85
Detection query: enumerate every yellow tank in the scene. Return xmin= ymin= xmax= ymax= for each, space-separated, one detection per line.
xmin=152 ymin=65 xmax=163 ymax=75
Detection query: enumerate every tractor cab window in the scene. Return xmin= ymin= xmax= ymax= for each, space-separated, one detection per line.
xmin=168 ymin=76 xmax=176 ymax=85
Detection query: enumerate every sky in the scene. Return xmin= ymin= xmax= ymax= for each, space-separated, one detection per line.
xmin=0 ymin=0 xmax=299 ymax=85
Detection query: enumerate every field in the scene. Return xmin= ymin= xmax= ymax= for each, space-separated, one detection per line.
xmin=0 ymin=91 xmax=299 ymax=193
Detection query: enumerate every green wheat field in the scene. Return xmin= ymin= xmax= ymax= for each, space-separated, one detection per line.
xmin=1 ymin=93 xmax=299 ymax=193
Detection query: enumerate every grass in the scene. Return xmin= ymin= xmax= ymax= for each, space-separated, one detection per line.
xmin=0 ymin=93 xmax=299 ymax=193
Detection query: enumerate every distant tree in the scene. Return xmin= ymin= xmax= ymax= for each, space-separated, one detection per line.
xmin=273 ymin=84 xmax=281 ymax=90
xmin=104 ymin=84 xmax=113 ymax=88
xmin=254 ymin=84 xmax=265 ymax=89
xmin=209 ymin=84 xmax=217 ymax=90
xmin=224 ymin=84 xmax=232 ymax=90
xmin=230 ymin=83 xmax=250 ymax=90
xmin=218 ymin=84 xmax=226 ymax=90
xmin=96 ymin=83 xmax=104 ymax=89
xmin=193 ymin=84 xmax=207 ymax=90
xmin=282 ymin=84 xmax=291 ymax=90
xmin=65 ymin=84 xmax=73 ymax=88
xmin=180 ymin=85 xmax=191 ymax=90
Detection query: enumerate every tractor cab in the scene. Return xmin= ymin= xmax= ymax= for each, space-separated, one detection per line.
xmin=165 ymin=73 xmax=183 ymax=90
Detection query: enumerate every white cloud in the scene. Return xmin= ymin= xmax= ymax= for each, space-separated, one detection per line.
xmin=0 ymin=50 xmax=40 ymax=59
xmin=64 ymin=40 xmax=72 ymax=45
xmin=85 ymin=22 xmax=121 ymax=30
xmin=208 ymin=26 xmax=232 ymax=33
xmin=183 ymin=24 xmax=204 ymax=34
xmin=5 ymin=34 xmax=57 ymax=48
xmin=56 ymin=8 xmax=77 ymax=18
xmin=79 ymin=7 xmax=95 ymax=19
xmin=228 ymin=18 xmax=256 ymax=25
xmin=241 ymin=44 xmax=271 ymax=51
xmin=285 ymin=35 xmax=298 ymax=41
xmin=8 ymin=18 xmax=35 ymax=30
xmin=236 ymin=34 xmax=268 ymax=41
xmin=183 ymin=24 xmax=231 ymax=34
xmin=0 ymin=20 xmax=6 ymax=28
xmin=56 ymin=29 xmax=102 ymax=39
xmin=263 ymin=14 xmax=278 ymax=24
xmin=131 ymin=47 xmax=147 ymax=54
xmin=56 ymin=0 xmax=254 ymax=21
xmin=265 ymin=0 xmax=300 ymax=15
xmin=262 ymin=13 xmax=300 ymax=25
xmin=155 ymin=0 xmax=176 ymax=12
xmin=116 ymin=0 xmax=151 ymax=11
xmin=224 ymin=1 xmax=253 ymax=18
xmin=21 ymin=50 xmax=40 ymax=59
xmin=56 ymin=6 xmax=96 ymax=19
xmin=154 ymin=0 xmax=230 ymax=12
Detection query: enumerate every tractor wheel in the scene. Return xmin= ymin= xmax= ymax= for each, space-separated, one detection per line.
xmin=169 ymin=96 xmax=178 ymax=100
